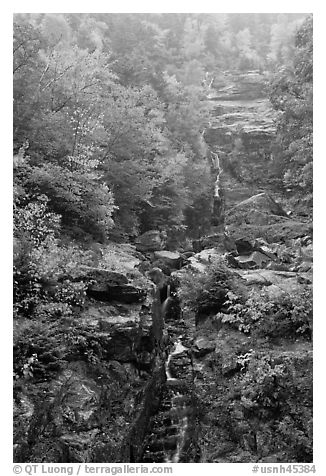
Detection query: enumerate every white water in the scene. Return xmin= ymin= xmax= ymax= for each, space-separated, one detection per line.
xmin=171 ymin=416 xmax=188 ymax=463
xmin=165 ymin=338 xmax=187 ymax=381
xmin=163 ymin=338 xmax=190 ymax=463
xmin=165 ymin=353 xmax=176 ymax=381
xmin=161 ymin=284 xmax=171 ymax=318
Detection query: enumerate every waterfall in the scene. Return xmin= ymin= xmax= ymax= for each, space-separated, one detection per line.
xmin=210 ymin=150 xmax=224 ymax=229
xmin=201 ymin=75 xmax=225 ymax=230
xmin=161 ymin=284 xmax=171 ymax=318
xmin=163 ymin=338 xmax=190 ymax=463
xmin=165 ymin=353 xmax=176 ymax=381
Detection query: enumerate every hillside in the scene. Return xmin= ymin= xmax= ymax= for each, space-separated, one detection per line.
xmin=13 ymin=13 xmax=313 ymax=464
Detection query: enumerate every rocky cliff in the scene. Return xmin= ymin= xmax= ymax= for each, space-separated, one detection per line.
xmin=13 ymin=245 xmax=167 ymax=463
xmin=205 ymin=70 xmax=278 ymax=209
xmin=13 ymin=70 xmax=312 ymax=465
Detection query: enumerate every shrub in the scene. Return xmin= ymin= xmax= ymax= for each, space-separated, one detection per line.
xmin=178 ymin=260 xmax=232 ymax=318
xmin=223 ymin=287 xmax=313 ymax=340
xmin=14 ymin=191 xmax=94 ymax=318
xmin=197 ymin=351 xmax=312 ymax=462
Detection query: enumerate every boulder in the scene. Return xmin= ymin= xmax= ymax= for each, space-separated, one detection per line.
xmin=235 ymin=238 xmax=254 ymax=255
xmin=231 ymin=192 xmax=287 ymax=216
xmin=169 ymin=352 xmax=192 ymax=380
xmin=237 ymin=251 xmax=272 ymax=269
xmin=193 ymin=337 xmax=216 ymax=357
xmin=196 ymin=313 xmax=223 ymax=332
xmin=235 ymin=269 xmax=312 ymax=299
xmin=86 ymin=268 xmax=150 ymax=304
xmin=153 ymin=251 xmax=182 ymax=270
xmin=87 ymin=284 xmax=146 ymax=304
xmin=135 ymin=230 xmax=166 ymax=252
xmin=228 ymin=251 xmax=273 ymax=269
xmin=299 ymin=262 xmax=313 ymax=273
xmin=226 ymin=193 xmax=289 ymax=229
xmin=266 ymin=262 xmax=291 ymax=272
xmin=193 ymin=233 xmax=236 ymax=253
xmin=88 ymin=269 xmax=129 ymax=287
xmin=254 ymin=242 xmax=278 ymax=261
xmin=227 ymin=219 xmax=312 ymax=244
xmin=182 ymin=251 xmax=195 ymax=259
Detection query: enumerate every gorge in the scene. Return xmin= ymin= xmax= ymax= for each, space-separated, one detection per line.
xmin=14 ymin=68 xmax=312 ymax=464
xmin=13 ymin=13 xmax=313 ymax=465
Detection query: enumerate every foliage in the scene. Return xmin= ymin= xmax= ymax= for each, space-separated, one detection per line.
xmin=13 ymin=176 xmax=94 ymax=318
xmin=14 ymin=13 xmax=307 ymax=240
xmin=178 ymin=261 xmax=232 ymax=317
xmin=223 ymin=286 xmax=312 ymax=340
xmin=13 ymin=13 xmax=313 ymax=465
xmin=269 ymin=15 xmax=313 ymax=213
xmin=197 ymin=349 xmax=312 ymax=462
xmin=235 ymin=353 xmax=313 ymax=461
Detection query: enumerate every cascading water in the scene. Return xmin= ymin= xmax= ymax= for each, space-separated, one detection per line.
xmin=141 ymin=337 xmax=193 ymax=463
xmin=161 ymin=284 xmax=171 ymax=318
xmin=163 ymin=338 xmax=190 ymax=462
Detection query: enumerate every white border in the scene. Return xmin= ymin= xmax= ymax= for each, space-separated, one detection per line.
xmin=2 ymin=3 xmax=324 ymax=474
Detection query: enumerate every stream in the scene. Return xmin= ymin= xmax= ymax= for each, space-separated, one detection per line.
xmin=141 ymin=337 xmax=194 ymax=463
xmin=141 ymin=75 xmax=224 ymax=463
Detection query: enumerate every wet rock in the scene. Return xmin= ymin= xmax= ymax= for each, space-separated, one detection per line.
xmin=153 ymin=251 xmax=182 ymax=270
xmin=182 ymin=251 xmax=195 ymax=258
xmin=187 ymin=248 xmax=227 ymax=273
xmin=235 ymin=238 xmax=254 ymax=255
xmin=234 ymin=250 xmax=273 ymax=269
xmin=266 ymin=262 xmax=291 ymax=271
xmin=165 ymin=379 xmax=188 ymax=390
xmin=230 ymin=192 xmax=287 ymax=217
xmin=87 ymin=284 xmax=146 ymax=304
xmin=14 ymin=265 xmax=166 ymax=464
xmin=301 ymin=235 xmax=312 ymax=246
xmin=169 ymin=351 xmax=192 ymax=380
xmin=196 ymin=313 xmax=223 ymax=332
xmin=226 ymin=193 xmax=290 ymax=233
xmin=135 ymin=230 xmax=166 ymax=252
xmin=89 ymin=269 xmax=129 ymax=286
xmin=193 ymin=337 xmax=216 ymax=357
xmin=228 ymin=219 xmax=312 ymax=244
xmin=226 ymin=252 xmax=240 ymax=268
xmin=163 ymin=435 xmax=178 ymax=450
xmin=221 ymin=355 xmax=241 ymax=376
xmin=193 ymin=233 xmax=236 ymax=253
xmin=236 ymin=269 xmax=312 ymax=299
xmin=86 ymin=268 xmax=148 ymax=304
xmin=296 ymin=262 xmax=313 ymax=273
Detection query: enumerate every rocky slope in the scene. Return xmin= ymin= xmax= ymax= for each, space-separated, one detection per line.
xmin=137 ymin=71 xmax=312 ymax=463
xmin=205 ymin=70 xmax=278 ymax=209
xmin=13 ymin=70 xmax=312 ymax=464
xmin=13 ymin=244 xmax=167 ymax=463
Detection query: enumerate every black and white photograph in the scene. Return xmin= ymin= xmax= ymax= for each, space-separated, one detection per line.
xmin=11 ymin=6 xmax=315 ymax=470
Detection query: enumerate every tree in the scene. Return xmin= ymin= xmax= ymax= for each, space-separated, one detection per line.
xmin=269 ymin=15 xmax=313 ymax=213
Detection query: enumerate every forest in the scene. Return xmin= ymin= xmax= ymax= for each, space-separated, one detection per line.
xmin=13 ymin=13 xmax=313 ymax=464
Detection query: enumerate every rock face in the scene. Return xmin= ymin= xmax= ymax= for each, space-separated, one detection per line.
xmin=138 ymin=70 xmax=313 ymax=464
xmin=13 ymin=249 xmax=166 ymax=464
xmin=153 ymin=251 xmax=182 ymax=271
xmin=236 ymin=268 xmax=312 ymax=299
xmin=232 ymin=250 xmax=273 ymax=269
xmin=227 ymin=217 xmax=312 ymax=244
xmin=88 ymin=283 xmax=146 ymax=304
xmin=205 ymin=71 xmax=278 ymax=212
xmin=193 ymin=337 xmax=216 ymax=357
xmin=193 ymin=232 xmax=236 ymax=254
xmin=230 ymin=192 xmax=287 ymax=217
xmin=206 ymin=70 xmax=276 ymax=148
xmin=135 ymin=230 xmax=166 ymax=252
